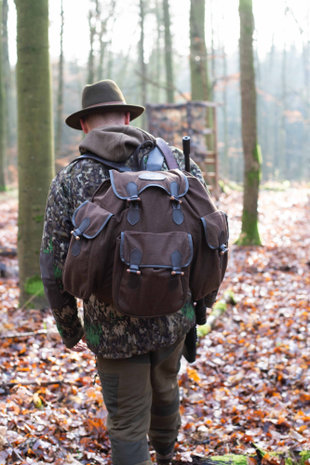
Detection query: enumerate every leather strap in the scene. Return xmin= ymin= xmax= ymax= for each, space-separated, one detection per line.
xmin=74 ymin=138 xmax=179 ymax=173
xmin=74 ymin=153 xmax=131 ymax=172
xmin=156 ymin=138 xmax=179 ymax=170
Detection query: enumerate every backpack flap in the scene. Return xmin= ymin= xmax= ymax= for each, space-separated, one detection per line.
xmin=113 ymin=230 xmax=193 ymax=318
xmin=190 ymin=210 xmax=229 ymax=302
xmin=63 ymin=200 xmax=114 ymax=301
xmin=109 ymin=169 xmax=189 ymax=200
xmin=72 ymin=200 xmax=113 ymax=241
xmin=201 ymin=210 xmax=229 ymax=254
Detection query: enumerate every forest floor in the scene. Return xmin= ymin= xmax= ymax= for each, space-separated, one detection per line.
xmin=0 ymin=184 xmax=309 ymax=464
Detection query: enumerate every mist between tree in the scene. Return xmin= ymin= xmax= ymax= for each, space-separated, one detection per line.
xmin=2 ymin=0 xmax=310 ymax=187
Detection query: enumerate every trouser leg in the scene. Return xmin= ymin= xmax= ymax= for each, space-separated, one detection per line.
xmin=96 ymin=354 xmax=152 ymax=465
xmin=149 ymin=337 xmax=185 ymax=456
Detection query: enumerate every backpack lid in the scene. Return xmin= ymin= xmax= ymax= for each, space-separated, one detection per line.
xmin=109 ymin=169 xmax=189 ymax=200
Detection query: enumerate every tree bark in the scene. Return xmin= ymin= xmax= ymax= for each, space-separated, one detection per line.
xmin=87 ymin=1 xmax=96 ymax=84
xmin=15 ymin=0 xmax=54 ymax=306
xmin=163 ymin=0 xmax=174 ymax=103
xmin=138 ymin=0 xmax=147 ymax=127
xmin=236 ymin=0 xmax=262 ymax=246
xmin=189 ymin=0 xmax=210 ymax=101
xmin=0 ymin=0 xmax=5 ymax=191
xmin=55 ymin=0 xmax=64 ymax=158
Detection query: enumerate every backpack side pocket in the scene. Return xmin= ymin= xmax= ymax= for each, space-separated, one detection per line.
xmin=190 ymin=210 xmax=229 ymax=301
xmin=63 ymin=200 xmax=114 ymax=301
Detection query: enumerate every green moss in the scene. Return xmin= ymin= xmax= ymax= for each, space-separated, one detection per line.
xmin=24 ymin=275 xmax=45 ymax=297
xmin=211 ymin=455 xmax=247 ymax=465
xmin=218 ymin=179 xmax=228 ymax=194
xmin=300 ymin=451 xmax=310 ymax=464
xmin=197 ymin=324 xmax=211 ymax=337
xmin=33 ymin=214 xmax=44 ymax=223
xmin=261 ymin=180 xmax=290 ymax=191
xmin=224 ymin=289 xmax=237 ymax=305
xmin=204 ymin=451 xmax=310 ymax=465
xmin=235 ymin=209 xmax=262 ymax=246
xmin=253 ymin=143 xmax=263 ymax=165
xmin=213 ymin=300 xmax=227 ymax=311
xmin=246 ymin=167 xmax=261 ymax=185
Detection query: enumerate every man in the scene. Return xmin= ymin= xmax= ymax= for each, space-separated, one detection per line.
xmin=40 ymin=80 xmax=207 ymax=465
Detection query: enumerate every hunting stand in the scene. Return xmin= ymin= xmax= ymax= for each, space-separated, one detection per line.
xmin=146 ymin=101 xmax=219 ymax=197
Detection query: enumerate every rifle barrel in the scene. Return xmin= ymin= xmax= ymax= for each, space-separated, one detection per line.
xmin=182 ymin=136 xmax=191 ymax=172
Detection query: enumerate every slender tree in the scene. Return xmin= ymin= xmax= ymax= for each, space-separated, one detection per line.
xmin=189 ymin=0 xmax=210 ymax=101
xmin=209 ymin=0 xmax=216 ymax=100
xmin=222 ymin=47 xmax=229 ymax=178
xmin=87 ymin=2 xmax=96 ymax=84
xmin=15 ymin=0 xmax=54 ymax=306
xmin=278 ymin=45 xmax=287 ymax=180
xmin=302 ymin=39 xmax=310 ymax=180
xmin=97 ymin=2 xmax=105 ymax=81
xmin=97 ymin=0 xmax=116 ymax=81
xmin=163 ymin=0 xmax=174 ymax=103
xmin=55 ymin=0 xmax=64 ymax=157
xmin=138 ymin=0 xmax=147 ymax=126
xmin=237 ymin=0 xmax=262 ymax=246
xmin=0 ymin=0 xmax=5 ymax=191
xmin=2 ymin=0 xmax=11 ymax=159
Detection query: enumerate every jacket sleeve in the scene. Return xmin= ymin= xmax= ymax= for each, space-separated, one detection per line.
xmin=40 ymin=171 xmax=84 ymax=348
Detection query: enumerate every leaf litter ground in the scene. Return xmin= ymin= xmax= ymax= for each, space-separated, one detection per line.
xmin=0 ymin=186 xmax=309 ymax=464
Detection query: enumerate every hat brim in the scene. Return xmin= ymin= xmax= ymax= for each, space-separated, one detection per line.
xmin=65 ymin=103 xmax=145 ymax=130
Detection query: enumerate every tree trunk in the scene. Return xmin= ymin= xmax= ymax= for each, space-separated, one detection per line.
xmin=55 ymin=0 xmax=64 ymax=158
xmin=209 ymin=0 xmax=215 ymax=100
xmin=236 ymin=0 xmax=262 ymax=246
xmin=138 ymin=0 xmax=147 ymax=127
xmin=279 ymin=46 xmax=287 ymax=180
xmin=150 ymin=0 xmax=161 ymax=102
xmin=163 ymin=0 xmax=174 ymax=103
xmin=0 ymin=0 xmax=5 ymax=191
xmin=97 ymin=0 xmax=116 ymax=81
xmin=15 ymin=0 xmax=54 ymax=307
xmin=87 ymin=3 xmax=96 ymax=84
xmin=97 ymin=17 xmax=105 ymax=81
xmin=222 ymin=47 xmax=229 ymax=178
xmin=2 ymin=0 xmax=14 ymax=178
xmin=189 ymin=0 xmax=209 ymax=101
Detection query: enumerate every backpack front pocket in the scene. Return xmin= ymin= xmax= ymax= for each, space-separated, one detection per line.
xmin=112 ymin=231 xmax=193 ymax=317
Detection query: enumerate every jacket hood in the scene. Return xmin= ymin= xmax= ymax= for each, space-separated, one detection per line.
xmin=79 ymin=125 xmax=156 ymax=163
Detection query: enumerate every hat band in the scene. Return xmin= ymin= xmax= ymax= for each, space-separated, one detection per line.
xmin=83 ymin=100 xmax=125 ymax=110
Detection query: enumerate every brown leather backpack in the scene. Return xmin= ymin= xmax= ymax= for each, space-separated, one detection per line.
xmin=63 ymin=139 xmax=228 ymax=318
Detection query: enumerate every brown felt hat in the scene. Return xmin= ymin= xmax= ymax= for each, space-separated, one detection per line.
xmin=65 ymin=79 xmax=145 ymax=130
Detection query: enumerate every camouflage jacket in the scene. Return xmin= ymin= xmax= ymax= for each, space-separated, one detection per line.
xmin=40 ymin=125 xmax=207 ymax=358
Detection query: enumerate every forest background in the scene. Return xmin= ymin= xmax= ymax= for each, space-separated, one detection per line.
xmin=2 ymin=0 xmax=310 ymax=183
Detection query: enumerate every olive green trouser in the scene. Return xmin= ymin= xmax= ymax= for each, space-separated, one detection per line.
xmin=96 ymin=337 xmax=185 ymax=465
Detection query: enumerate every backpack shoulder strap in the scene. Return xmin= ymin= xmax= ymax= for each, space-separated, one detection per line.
xmin=72 ymin=139 xmax=178 ymax=173
xmin=73 ymin=153 xmax=131 ymax=172
xmin=156 ymin=137 xmax=179 ymax=170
